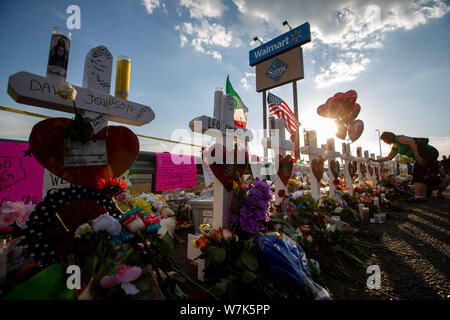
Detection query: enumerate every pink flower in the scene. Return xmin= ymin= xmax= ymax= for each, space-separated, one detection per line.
xmin=15 ymin=203 xmax=35 ymax=229
xmin=100 ymin=265 xmax=142 ymax=295
xmin=0 ymin=201 xmax=34 ymax=228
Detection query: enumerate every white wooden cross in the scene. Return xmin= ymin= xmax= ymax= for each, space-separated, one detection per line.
xmin=355 ymin=146 xmax=364 ymax=183
xmin=262 ymin=117 xmax=295 ymax=204
xmin=7 ymin=45 xmax=155 ymax=194
xmin=363 ymin=150 xmax=371 ymax=181
xmin=370 ymin=153 xmax=378 ymax=183
xmin=8 ymin=46 xmax=155 ymax=127
xmin=300 ymin=130 xmax=324 ymax=200
xmin=323 ymin=138 xmax=341 ymax=199
xmin=340 ymin=142 xmax=354 ymax=195
xmin=189 ymin=89 xmax=252 ymax=229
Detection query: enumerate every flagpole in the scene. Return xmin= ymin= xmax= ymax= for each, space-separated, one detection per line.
xmin=263 ymin=90 xmax=268 ymax=160
xmin=292 ymin=80 xmax=300 ymax=160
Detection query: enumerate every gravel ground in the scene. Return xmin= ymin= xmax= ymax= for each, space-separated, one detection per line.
xmin=324 ymin=189 xmax=450 ymax=300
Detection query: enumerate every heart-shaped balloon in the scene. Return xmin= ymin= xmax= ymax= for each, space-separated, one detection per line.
xmin=348 ymin=119 xmax=364 ymax=142
xmin=368 ymin=165 xmax=373 ymax=176
xmin=348 ymin=161 xmax=357 ymax=179
xmin=277 ymin=154 xmax=293 ymax=185
xmin=342 ymin=103 xmax=361 ymax=126
xmin=334 ymin=90 xmax=357 ymax=120
xmin=311 ymin=158 xmax=325 ymax=182
xmin=359 ymin=163 xmax=367 ymax=176
xmin=208 ymin=144 xmax=249 ymax=191
xmin=317 ymin=97 xmax=336 ymax=119
xmin=29 ymin=118 xmax=139 ymax=189
xmin=329 ymin=159 xmax=340 ymax=178
xmin=335 ymin=119 xmax=347 ymax=140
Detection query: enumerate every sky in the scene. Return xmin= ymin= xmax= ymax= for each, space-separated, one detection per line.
xmin=0 ymin=0 xmax=449 ymax=161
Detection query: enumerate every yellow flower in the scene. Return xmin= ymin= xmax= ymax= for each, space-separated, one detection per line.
xmin=132 ymin=198 xmax=152 ymax=213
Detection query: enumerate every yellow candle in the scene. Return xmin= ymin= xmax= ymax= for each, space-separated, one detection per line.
xmin=115 ymin=55 xmax=131 ymax=100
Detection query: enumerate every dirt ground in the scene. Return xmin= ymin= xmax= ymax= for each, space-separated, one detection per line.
xmin=172 ymin=189 xmax=450 ymax=300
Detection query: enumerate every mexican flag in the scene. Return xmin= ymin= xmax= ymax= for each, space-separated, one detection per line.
xmin=226 ymin=75 xmax=248 ymax=128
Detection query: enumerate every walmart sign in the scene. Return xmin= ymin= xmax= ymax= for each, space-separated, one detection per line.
xmin=249 ymin=22 xmax=311 ymax=66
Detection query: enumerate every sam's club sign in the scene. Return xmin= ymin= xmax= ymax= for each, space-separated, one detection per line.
xmin=249 ymin=22 xmax=311 ymax=66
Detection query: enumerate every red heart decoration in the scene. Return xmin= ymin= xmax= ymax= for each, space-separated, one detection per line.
xmin=329 ymin=160 xmax=340 ymax=178
xmin=277 ymin=154 xmax=293 ymax=185
xmin=368 ymin=165 xmax=373 ymax=176
xmin=208 ymin=144 xmax=249 ymax=191
xmin=311 ymin=158 xmax=325 ymax=182
xmin=29 ymin=118 xmax=139 ymax=189
xmin=317 ymin=97 xmax=336 ymax=119
xmin=348 ymin=161 xmax=357 ymax=179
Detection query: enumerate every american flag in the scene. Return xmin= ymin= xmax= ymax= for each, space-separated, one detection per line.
xmin=267 ymin=92 xmax=300 ymax=135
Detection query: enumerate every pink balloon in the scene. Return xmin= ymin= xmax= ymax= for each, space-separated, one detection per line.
xmin=335 ymin=119 xmax=347 ymax=140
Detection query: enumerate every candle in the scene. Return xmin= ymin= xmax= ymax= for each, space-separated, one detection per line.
xmin=115 ymin=55 xmax=131 ymax=100
xmin=46 ymin=27 xmax=71 ymax=81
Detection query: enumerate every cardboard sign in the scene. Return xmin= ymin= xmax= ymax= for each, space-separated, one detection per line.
xmin=155 ymin=153 xmax=197 ymax=191
xmin=41 ymin=168 xmax=71 ymax=198
xmin=0 ymin=141 xmax=44 ymax=206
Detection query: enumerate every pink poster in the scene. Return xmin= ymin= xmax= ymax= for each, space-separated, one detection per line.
xmin=155 ymin=153 xmax=197 ymax=191
xmin=0 ymin=140 xmax=44 ymax=206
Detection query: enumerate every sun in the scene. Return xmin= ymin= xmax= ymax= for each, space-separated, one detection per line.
xmin=302 ymin=116 xmax=338 ymax=147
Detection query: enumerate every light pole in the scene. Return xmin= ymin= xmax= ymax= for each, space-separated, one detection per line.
xmin=375 ymin=129 xmax=382 ymax=157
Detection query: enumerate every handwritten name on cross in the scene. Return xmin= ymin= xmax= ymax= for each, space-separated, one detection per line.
xmin=262 ymin=117 xmax=295 ymax=204
xmin=189 ymin=89 xmax=252 ymax=229
xmin=7 ymin=46 xmax=155 ymax=127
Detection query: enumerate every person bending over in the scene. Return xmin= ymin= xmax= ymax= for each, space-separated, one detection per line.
xmin=370 ymin=131 xmax=439 ymax=202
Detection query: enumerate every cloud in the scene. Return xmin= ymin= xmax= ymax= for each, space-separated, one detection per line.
xmin=429 ymin=136 xmax=450 ymax=157
xmin=175 ymin=20 xmax=232 ymax=61
xmin=0 ymin=114 xmax=38 ymax=140
xmin=226 ymin=0 xmax=449 ymax=87
xmin=179 ymin=0 xmax=227 ymax=19
xmin=142 ymin=0 xmax=165 ymax=14
xmin=240 ymin=72 xmax=255 ymax=90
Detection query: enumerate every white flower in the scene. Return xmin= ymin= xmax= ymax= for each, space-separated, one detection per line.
xmin=326 ymin=223 xmax=336 ymax=233
xmin=57 ymin=82 xmax=77 ymax=101
xmin=74 ymin=223 xmax=94 ymax=239
xmin=222 ymin=228 xmax=234 ymax=240
xmin=91 ymin=214 xmax=121 ymax=235
xmin=334 ymin=206 xmax=343 ymax=214
xmin=157 ymin=216 xmax=176 ymax=238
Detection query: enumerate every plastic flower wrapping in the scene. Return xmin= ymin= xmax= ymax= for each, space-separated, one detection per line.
xmin=253 ymin=233 xmax=331 ymax=300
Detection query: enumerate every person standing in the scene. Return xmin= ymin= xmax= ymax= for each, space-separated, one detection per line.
xmin=371 ymin=132 xmax=439 ymax=202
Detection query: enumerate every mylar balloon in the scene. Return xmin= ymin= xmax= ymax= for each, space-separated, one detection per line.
xmin=334 ymin=90 xmax=357 ymax=120
xmin=342 ymin=103 xmax=361 ymax=126
xmin=335 ymin=119 xmax=347 ymax=140
xmin=317 ymin=97 xmax=336 ymax=119
xmin=347 ymin=119 xmax=364 ymax=142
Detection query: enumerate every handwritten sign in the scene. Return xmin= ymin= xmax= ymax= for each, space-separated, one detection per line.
xmin=0 ymin=141 xmax=44 ymax=206
xmin=41 ymin=169 xmax=71 ymax=198
xmin=155 ymin=153 xmax=197 ymax=191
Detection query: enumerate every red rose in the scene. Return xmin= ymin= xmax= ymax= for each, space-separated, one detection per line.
xmin=278 ymin=190 xmax=286 ymax=198
xmin=314 ymin=215 xmax=326 ymax=225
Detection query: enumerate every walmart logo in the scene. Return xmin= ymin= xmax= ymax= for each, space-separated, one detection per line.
xmin=266 ymin=58 xmax=289 ymax=82
xmin=290 ymin=29 xmax=302 ymax=43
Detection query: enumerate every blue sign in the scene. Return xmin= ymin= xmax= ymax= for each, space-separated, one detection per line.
xmin=249 ymin=22 xmax=310 ymax=66
xmin=266 ymin=58 xmax=289 ymax=83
